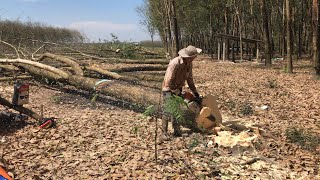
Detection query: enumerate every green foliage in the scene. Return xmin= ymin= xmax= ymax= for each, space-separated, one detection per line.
xmin=91 ymin=93 xmax=99 ymax=106
xmin=143 ymin=105 xmax=156 ymax=117
xmin=282 ymin=66 xmax=288 ymax=73
xmin=224 ymin=99 xmax=236 ymax=110
xmin=286 ymin=127 xmax=320 ymax=151
xmin=0 ymin=19 xmax=84 ymax=46
xmin=50 ymin=95 xmax=61 ymax=104
xmin=267 ymin=79 xmax=277 ymax=88
xmin=163 ymin=95 xmax=188 ymax=123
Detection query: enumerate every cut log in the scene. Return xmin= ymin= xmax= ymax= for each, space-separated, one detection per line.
xmin=68 ymin=75 xmax=160 ymax=106
xmin=0 ymin=76 xmax=32 ymax=82
xmin=85 ymin=66 xmax=139 ymax=82
xmin=0 ymin=96 xmax=41 ymax=120
xmin=0 ymin=59 xmax=69 ymax=79
xmin=18 ymin=64 xmax=65 ymax=81
xmin=120 ymin=72 xmax=164 ymax=82
xmin=107 ymin=58 xmax=169 ymax=65
xmin=35 ymin=53 xmax=83 ymax=76
xmin=109 ymin=65 xmax=167 ymax=73
xmin=0 ymin=65 xmax=20 ymax=71
xmin=196 ymin=94 xmax=222 ymax=129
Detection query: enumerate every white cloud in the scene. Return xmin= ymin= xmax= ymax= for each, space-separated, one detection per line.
xmin=68 ymin=21 xmax=150 ymax=42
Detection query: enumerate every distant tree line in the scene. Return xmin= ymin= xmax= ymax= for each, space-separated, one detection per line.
xmin=137 ymin=0 xmax=320 ymax=75
xmin=0 ymin=20 xmax=85 ymax=47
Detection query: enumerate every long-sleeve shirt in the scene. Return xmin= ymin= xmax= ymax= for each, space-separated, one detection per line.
xmin=162 ymin=56 xmax=197 ymax=94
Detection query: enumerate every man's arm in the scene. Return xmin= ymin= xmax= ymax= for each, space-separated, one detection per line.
xmin=186 ymin=64 xmax=198 ymax=96
xmin=163 ymin=63 xmax=178 ymax=92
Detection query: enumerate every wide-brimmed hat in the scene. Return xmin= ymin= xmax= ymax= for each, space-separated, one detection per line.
xmin=178 ymin=45 xmax=202 ymax=58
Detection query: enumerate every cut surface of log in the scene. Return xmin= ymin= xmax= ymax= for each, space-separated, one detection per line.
xmin=196 ymin=94 xmax=222 ymax=129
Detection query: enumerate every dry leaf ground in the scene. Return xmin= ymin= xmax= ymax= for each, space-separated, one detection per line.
xmin=0 ymin=58 xmax=319 ymax=179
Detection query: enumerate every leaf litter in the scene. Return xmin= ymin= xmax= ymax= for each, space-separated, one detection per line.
xmin=0 ymin=58 xmax=319 ymax=179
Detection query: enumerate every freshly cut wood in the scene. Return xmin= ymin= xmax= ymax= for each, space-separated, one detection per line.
xmin=109 ymin=65 xmax=167 ymax=73
xmin=0 ymin=96 xmax=41 ymax=120
xmin=0 ymin=76 xmax=32 ymax=82
xmin=0 ymin=59 xmax=69 ymax=79
xmin=196 ymin=94 xmax=222 ymax=129
xmin=35 ymin=53 xmax=83 ymax=76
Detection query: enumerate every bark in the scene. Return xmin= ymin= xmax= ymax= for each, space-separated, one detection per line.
xmin=85 ymin=65 xmax=138 ymax=82
xmin=313 ymin=0 xmax=320 ymax=75
xmin=260 ymin=0 xmax=272 ymax=67
xmin=68 ymin=75 xmax=160 ymax=106
xmin=0 ymin=59 xmax=69 ymax=79
xmin=108 ymin=65 xmax=168 ymax=73
xmin=286 ymin=0 xmax=293 ymax=73
xmin=171 ymin=0 xmax=179 ymax=57
xmin=120 ymin=72 xmax=164 ymax=82
xmin=0 ymin=65 xmax=20 ymax=71
xmin=0 ymin=76 xmax=32 ymax=82
xmin=105 ymin=58 xmax=168 ymax=65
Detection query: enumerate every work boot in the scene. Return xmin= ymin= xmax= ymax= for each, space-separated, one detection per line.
xmin=172 ymin=119 xmax=182 ymax=137
xmin=160 ymin=115 xmax=170 ymax=141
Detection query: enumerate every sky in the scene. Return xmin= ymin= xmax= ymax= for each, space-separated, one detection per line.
xmin=0 ymin=0 xmax=152 ymax=42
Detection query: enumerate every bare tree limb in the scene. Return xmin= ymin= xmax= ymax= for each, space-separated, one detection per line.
xmin=0 ymin=40 xmax=20 ymax=59
xmin=0 ymin=58 xmax=69 ymax=79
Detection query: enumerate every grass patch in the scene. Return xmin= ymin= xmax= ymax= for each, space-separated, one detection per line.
xmin=286 ymin=127 xmax=320 ymax=151
xmin=239 ymin=102 xmax=254 ymax=116
xmin=267 ymin=79 xmax=277 ymax=88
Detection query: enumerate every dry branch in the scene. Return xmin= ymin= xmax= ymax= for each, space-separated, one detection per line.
xmin=35 ymin=53 xmax=83 ymax=76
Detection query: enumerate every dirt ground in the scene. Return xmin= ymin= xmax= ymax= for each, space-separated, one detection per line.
xmin=0 ymin=58 xmax=319 ymax=179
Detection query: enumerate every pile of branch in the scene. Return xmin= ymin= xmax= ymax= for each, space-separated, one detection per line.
xmin=0 ymin=40 xmax=168 ymax=119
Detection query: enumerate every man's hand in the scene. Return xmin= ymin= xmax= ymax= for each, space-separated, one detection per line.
xmin=193 ymin=92 xmax=202 ymax=104
xmin=172 ymin=89 xmax=181 ymax=96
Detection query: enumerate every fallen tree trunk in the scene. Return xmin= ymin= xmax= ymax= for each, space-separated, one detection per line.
xmin=0 ymin=96 xmax=41 ymax=120
xmin=19 ymin=64 xmax=65 ymax=81
xmin=68 ymin=75 xmax=160 ymax=106
xmin=0 ymin=65 xmax=20 ymax=71
xmin=0 ymin=75 xmax=32 ymax=82
xmin=85 ymin=65 xmax=138 ymax=82
xmin=109 ymin=65 xmax=168 ymax=73
xmin=0 ymin=59 xmax=69 ymax=79
xmin=120 ymin=72 xmax=164 ymax=82
xmin=106 ymin=58 xmax=168 ymax=65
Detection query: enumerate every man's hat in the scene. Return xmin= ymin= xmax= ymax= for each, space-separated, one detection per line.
xmin=178 ymin=45 xmax=202 ymax=58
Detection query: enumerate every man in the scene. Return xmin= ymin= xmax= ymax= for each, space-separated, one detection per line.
xmin=161 ymin=45 xmax=202 ymax=139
